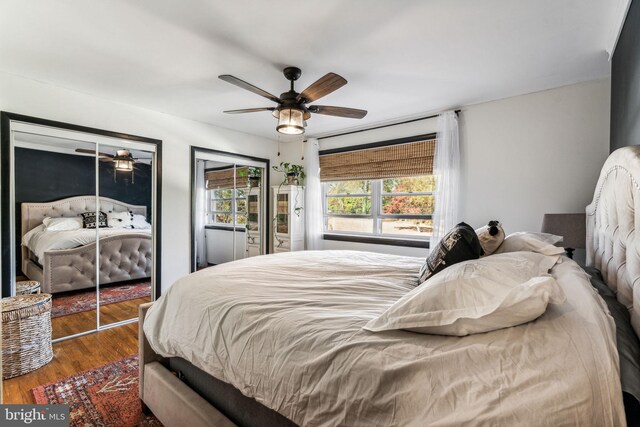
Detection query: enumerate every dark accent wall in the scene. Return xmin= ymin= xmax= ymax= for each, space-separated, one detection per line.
xmin=611 ymin=0 xmax=640 ymax=152
xmin=15 ymin=147 xmax=152 ymax=272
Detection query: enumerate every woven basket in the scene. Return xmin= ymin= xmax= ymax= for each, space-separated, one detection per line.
xmin=16 ymin=280 xmax=41 ymax=295
xmin=2 ymin=294 xmax=53 ymax=379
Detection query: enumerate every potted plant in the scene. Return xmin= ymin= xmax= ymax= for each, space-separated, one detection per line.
xmin=238 ymin=167 xmax=262 ymax=187
xmin=272 ymin=162 xmax=306 ymax=186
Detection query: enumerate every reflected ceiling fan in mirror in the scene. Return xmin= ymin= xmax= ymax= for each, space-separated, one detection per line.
xmin=219 ymin=67 xmax=368 ymax=135
xmin=75 ymin=148 xmax=151 ymax=183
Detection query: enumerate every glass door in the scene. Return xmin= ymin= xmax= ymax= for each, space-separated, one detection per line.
xmin=13 ymin=131 xmax=99 ymax=340
xmin=97 ymin=143 xmax=155 ymax=328
xmin=191 ymin=148 xmax=269 ymax=272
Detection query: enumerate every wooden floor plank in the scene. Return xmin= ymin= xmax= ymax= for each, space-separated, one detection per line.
xmin=3 ymin=300 xmax=141 ymax=404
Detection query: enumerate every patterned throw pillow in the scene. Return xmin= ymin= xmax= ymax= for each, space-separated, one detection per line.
xmin=418 ymin=222 xmax=484 ymax=284
xmin=80 ymin=211 xmax=108 ymax=229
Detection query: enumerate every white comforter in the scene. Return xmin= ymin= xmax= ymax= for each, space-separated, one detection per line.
xmin=144 ymin=250 xmax=625 ymax=427
xmin=23 ymin=224 xmax=151 ymax=263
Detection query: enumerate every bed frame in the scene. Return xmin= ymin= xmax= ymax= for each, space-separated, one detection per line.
xmin=21 ymin=196 xmax=152 ymax=294
xmin=586 ymin=145 xmax=640 ymax=338
xmin=139 ymin=146 xmax=640 ymax=427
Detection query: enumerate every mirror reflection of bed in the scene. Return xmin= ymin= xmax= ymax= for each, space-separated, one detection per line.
xmin=13 ymin=130 xmax=155 ymax=340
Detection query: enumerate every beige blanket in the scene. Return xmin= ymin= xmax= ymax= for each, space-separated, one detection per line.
xmin=144 ymin=250 xmax=625 ymax=426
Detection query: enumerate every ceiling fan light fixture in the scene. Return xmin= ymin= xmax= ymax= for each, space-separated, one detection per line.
xmin=276 ymin=107 xmax=305 ymax=135
xmin=113 ymin=149 xmax=134 ymax=171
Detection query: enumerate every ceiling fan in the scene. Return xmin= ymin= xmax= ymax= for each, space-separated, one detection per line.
xmin=75 ymin=148 xmax=148 ymax=169
xmin=219 ymin=67 xmax=368 ymax=135
xmin=75 ymin=148 xmax=151 ymax=183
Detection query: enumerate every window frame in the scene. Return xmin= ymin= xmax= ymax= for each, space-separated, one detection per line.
xmin=322 ymin=178 xmax=433 ymax=246
xmin=206 ymin=187 xmax=247 ymax=228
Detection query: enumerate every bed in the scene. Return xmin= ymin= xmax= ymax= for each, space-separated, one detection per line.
xmin=139 ymin=146 xmax=640 ymax=426
xmin=21 ymin=196 xmax=152 ymax=294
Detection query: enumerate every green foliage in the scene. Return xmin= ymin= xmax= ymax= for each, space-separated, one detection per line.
xmin=273 ymin=162 xmax=306 ymax=185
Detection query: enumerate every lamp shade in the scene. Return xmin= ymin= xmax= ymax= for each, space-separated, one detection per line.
xmin=541 ymin=213 xmax=586 ymax=249
xmin=113 ymin=150 xmax=134 ymax=171
xmin=276 ymin=108 xmax=304 ymax=135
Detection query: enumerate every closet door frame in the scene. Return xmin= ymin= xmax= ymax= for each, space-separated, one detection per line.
xmin=0 ymin=111 xmax=163 ymax=303
xmin=189 ymin=146 xmax=270 ymax=273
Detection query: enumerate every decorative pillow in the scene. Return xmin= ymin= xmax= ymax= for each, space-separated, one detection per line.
xmin=494 ymin=232 xmax=565 ymax=256
xmin=365 ymin=252 xmax=565 ymax=336
xmin=107 ymin=211 xmax=134 ymax=229
xmin=131 ymin=214 xmax=152 ymax=230
xmin=475 ymin=220 xmax=505 ymax=256
xmin=42 ymin=216 xmax=83 ymax=231
xmin=80 ymin=211 xmax=108 ymax=229
xmin=418 ymin=222 xmax=483 ymax=284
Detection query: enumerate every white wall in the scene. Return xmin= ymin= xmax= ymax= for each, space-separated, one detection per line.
xmin=458 ymin=79 xmax=610 ymax=234
xmin=0 ymin=71 xmax=279 ymax=291
xmin=288 ymin=79 xmax=610 ymax=257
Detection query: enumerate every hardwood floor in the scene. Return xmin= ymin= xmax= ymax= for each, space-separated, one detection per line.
xmin=52 ymin=297 xmax=150 ymax=339
xmin=3 ymin=322 xmax=139 ymax=404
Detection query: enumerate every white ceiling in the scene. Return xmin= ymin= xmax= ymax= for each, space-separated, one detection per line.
xmin=0 ymin=0 xmax=614 ymax=140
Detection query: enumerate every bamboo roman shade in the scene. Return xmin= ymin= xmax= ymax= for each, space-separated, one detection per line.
xmin=319 ymin=138 xmax=436 ymax=181
xmin=206 ymin=167 xmax=248 ymax=189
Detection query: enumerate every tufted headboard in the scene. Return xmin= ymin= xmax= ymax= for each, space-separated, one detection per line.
xmin=586 ymin=146 xmax=640 ymax=337
xmin=21 ymin=195 xmax=147 ymax=238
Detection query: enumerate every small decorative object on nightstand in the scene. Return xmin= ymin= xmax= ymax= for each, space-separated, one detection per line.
xmin=16 ymin=280 xmax=41 ymax=295
xmin=541 ymin=213 xmax=586 ymax=259
xmin=2 ymin=294 xmax=53 ymax=378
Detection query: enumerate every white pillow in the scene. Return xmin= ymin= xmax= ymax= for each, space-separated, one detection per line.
xmin=494 ymin=232 xmax=565 ymax=256
xmin=364 ymin=252 xmax=565 ymax=336
xmin=131 ymin=214 xmax=151 ymax=229
xmin=42 ymin=216 xmax=83 ymax=231
xmin=107 ymin=211 xmax=134 ymax=229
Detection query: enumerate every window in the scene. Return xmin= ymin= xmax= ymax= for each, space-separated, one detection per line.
xmin=319 ymin=134 xmax=436 ymax=244
xmin=324 ymin=176 xmax=434 ymax=239
xmin=207 ymin=188 xmax=247 ymax=227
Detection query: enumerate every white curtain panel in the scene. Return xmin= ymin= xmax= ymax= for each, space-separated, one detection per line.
xmin=430 ymin=111 xmax=461 ymax=247
xmin=195 ymin=161 xmax=207 ymax=268
xmin=304 ymin=138 xmax=323 ymax=250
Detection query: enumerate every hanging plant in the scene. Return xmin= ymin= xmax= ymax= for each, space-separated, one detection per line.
xmin=272 ymin=162 xmax=306 ymax=186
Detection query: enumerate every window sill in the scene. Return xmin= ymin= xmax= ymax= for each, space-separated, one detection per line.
xmin=205 ymin=225 xmax=246 ymax=232
xmin=323 ymin=233 xmax=429 ymax=248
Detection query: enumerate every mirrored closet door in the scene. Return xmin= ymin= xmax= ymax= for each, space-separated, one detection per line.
xmin=191 ymin=147 xmax=269 ymax=272
xmin=1 ymin=112 xmax=161 ymax=342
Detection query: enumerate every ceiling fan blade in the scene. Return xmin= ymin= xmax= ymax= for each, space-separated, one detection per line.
xmin=297 ymin=73 xmax=347 ymax=103
xmin=219 ymin=75 xmax=282 ymax=104
xmin=223 ymin=107 xmax=276 ymax=114
xmin=309 ymin=105 xmax=368 ymax=119
xmin=75 ymin=148 xmax=114 ymax=158
xmin=99 ymin=158 xmax=113 ymax=162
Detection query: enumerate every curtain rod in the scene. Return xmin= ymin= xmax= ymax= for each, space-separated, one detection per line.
xmin=316 ymin=109 xmax=461 ymax=141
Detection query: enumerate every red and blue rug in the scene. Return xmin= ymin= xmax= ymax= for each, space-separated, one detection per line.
xmin=32 ymin=355 xmax=161 ymax=427
xmin=51 ymin=281 xmax=151 ymax=318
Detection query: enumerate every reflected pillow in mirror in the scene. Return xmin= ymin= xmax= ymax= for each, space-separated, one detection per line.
xmin=80 ymin=211 xmax=108 ymax=229
xmin=107 ymin=211 xmax=134 ymax=229
xmin=42 ymin=216 xmax=83 ymax=231
xmin=131 ymin=214 xmax=151 ymax=229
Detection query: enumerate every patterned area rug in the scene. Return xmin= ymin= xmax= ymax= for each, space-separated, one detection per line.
xmin=32 ymin=355 xmax=162 ymax=427
xmin=51 ymin=281 xmax=151 ymax=318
